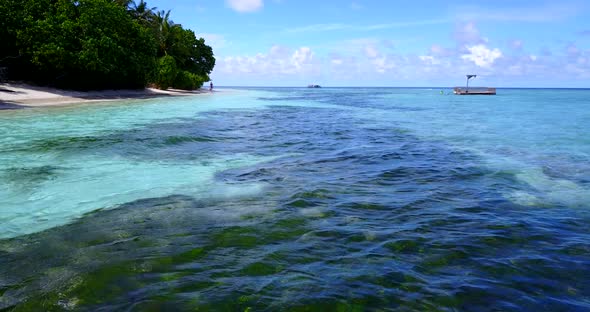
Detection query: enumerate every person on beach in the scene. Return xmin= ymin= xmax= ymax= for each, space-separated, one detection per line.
xmin=209 ymin=82 xmax=213 ymax=91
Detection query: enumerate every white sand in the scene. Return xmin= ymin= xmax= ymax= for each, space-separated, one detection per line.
xmin=0 ymin=82 xmax=210 ymax=109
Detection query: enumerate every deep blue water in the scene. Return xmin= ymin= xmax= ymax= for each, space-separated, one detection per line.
xmin=1 ymin=87 xmax=589 ymax=311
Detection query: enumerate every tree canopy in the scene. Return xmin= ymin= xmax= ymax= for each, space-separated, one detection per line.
xmin=0 ymin=0 xmax=215 ymax=90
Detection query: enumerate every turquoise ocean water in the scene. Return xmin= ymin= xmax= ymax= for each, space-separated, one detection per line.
xmin=1 ymin=88 xmax=589 ymax=310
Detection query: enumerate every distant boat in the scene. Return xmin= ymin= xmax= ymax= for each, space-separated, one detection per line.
xmin=453 ymin=75 xmax=496 ymax=95
xmin=307 ymin=84 xmax=321 ymax=88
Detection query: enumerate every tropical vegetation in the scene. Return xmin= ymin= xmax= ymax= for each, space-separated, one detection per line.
xmin=0 ymin=0 xmax=215 ymax=90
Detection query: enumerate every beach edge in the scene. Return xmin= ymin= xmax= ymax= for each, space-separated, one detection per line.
xmin=0 ymin=82 xmax=212 ymax=110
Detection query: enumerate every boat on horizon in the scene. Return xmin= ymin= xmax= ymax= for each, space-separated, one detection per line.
xmin=307 ymin=84 xmax=321 ymax=88
xmin=453 ymin=75 xmax=496 ymax=95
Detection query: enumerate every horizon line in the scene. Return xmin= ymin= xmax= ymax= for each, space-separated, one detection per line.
xmin=215 ymin=86 xmax=590 ymax=90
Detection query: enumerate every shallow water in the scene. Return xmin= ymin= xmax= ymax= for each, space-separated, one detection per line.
xmin=1 ymin=88 xmax=589 ymax=311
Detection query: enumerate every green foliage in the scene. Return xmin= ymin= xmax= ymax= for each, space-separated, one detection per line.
xmin=173 ymin=70 xmax=197 ymax=90
xmin=0 ymin=1 xmax=21 ymax=60
xmin=155 ymin=55 xmax=178 ymax=90
xmin=9 ymin=0 xmax=157 ymax=89
xmin=167 ymin=28 xmax=216 ymax=76
xmin=173 ymin=70 xmax=208 ymax=90
xmin=1 ymin=0 xmax=215 ymax=90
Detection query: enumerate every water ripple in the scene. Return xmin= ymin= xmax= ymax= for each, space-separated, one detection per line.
xmin=1 ymin=88 xmax=589 ymax=310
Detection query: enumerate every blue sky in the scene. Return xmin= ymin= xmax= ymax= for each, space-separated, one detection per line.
xmin=149 ymin=0 xmax=590 ymax=87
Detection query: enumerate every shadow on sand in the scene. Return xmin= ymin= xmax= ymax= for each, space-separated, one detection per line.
xmin=0 ymin=101 xmax=27 ymax=110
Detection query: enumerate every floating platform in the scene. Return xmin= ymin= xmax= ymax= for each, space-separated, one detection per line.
xmin=453 ymin=87 xmax=496 ymax=95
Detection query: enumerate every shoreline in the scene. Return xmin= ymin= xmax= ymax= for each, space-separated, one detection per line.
xmin=0 ymin=82 xmax=212 ymax=110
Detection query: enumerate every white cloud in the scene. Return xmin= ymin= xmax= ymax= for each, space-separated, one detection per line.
xmin=419 ymin=55 xmax=441 ymax=65
xmin=331 ymin=59 xmax=343 ymax=65
xmin=292 ymin=47 xmax=314 ymax=70
xmin=361 ymin=44 xmax=395 ymax=73
xmin=372 ymin=57 xmax=395 ymax=73
xmin=213 ymin=14 xmax=590 ymax=86
xmin=226 ymin=0 xmax=263 ymax=13
xmin=461 ymin=44 xmax=503 ymax=68
xmin=219 ymin=45 xmax=317 ymax=75
xmin=454 ymin=22 xmax=486 ymax=44
xmin=327 ymin=54 xmax=360 ymax=80
xmin=364 ymin=45 xmax=379 ymax=58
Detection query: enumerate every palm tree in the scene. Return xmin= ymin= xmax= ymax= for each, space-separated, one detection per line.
xmin=154 ymin=10 xmax=174 ymax=56
xmin=112 ymin=0 xmax=133 ymax=8
xmin=130 ymin=0 xmax=156 ymax=24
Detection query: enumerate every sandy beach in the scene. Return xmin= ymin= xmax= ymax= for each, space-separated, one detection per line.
xmin=0 ymin=82 xmax=209 ymax=110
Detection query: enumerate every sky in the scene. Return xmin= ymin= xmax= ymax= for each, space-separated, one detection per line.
xmin=148 ymin=0 xmax=590 ymax=87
